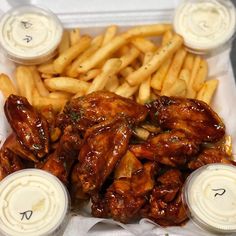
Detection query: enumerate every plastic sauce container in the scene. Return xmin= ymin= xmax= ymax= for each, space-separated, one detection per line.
xmin=0 ymin=169 xmax=70 ymax=236
xmin=173 ymin=0 xmax=236 ymax=54
xmin=0 ymin=5 xmax=63 ymax=65
xmin=183 ymin=164 xmax=236 ymax=234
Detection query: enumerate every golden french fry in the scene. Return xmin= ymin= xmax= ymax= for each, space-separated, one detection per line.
xmin=178 ymin=69 xmax=191 ymax=85
xmin=30 ymin=67 xmax=49 ymax=97
xmin=41 ymin=73 xmax=53 ymax=79
xmin=79 ymin=69 xmax=101 ymax=81
xmin=44 ymin=77 xmax=90 ymax=94
xmin=53 ymin=35 xmax=92 ymax=73
xmin=115 ymin=82 xmax=138 ymax=98
xmin=162 ymin=79 xmax=187 ymax=97
xmin=138 ymin=77 xmax=151 ymax=104
xmin=102 ymin=25 xmax=118 ymax=46
xmin=33 ymin=88 xmax=67 ymax=112
xmin=221 ymin=135 xmax=232 ymax=156
xmin=37 ymin=63 xmax=56 ymax=75
xmin=119 ymin=46 xmax=140 ymax=71
xmin=131 ymin=37 xmax=157 ymax=53
xmin=49 ymin=91 xmax=72 ymax=100
xmin=134 ymin=127 xmax=150 ymax=140
xmin=186 ymin=55 xmax=201 ymax=98
xmin=58 ymin=30 xmax=70 ymax=54
xmin=66 ymin=35 xmax=104 ymax=77
xmin=77 ymin=36 xmax=127 ymax=73
xmin=69 ymin=28 xmax=81 ymax=46
xmin=183 ymin=53 xmax=194 ymax=71
xmin=161 ymin=30 xmax=173 ymax=46
xmin=196 ymin=79 xmax=218 ymax=104
xmin=119 ymin=66 xmax=134 ymax=78
xmin=126 ymin=35 xmax=183 ymax=86
xmin=15 ymin=66 xmax=35 ymax=104
xmin=72 ymin=91 xmax=85 ymax=99
xmin=161 ymin=47 xmax=187 ymax=92
xmin=87 ymin=58 xmax=122 ymax=94
xmin=0 ymin=73 xmax=17 ymax=98
xmin=123 ymin=24 xmax=172 ymax=39
xmin=193 ymin=59 xmax=208 ymax=92
xmin=105 ymin=75 xmax=119 ymax=92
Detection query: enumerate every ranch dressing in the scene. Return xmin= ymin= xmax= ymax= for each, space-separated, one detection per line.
xmin=183 ymin=164 xmax=236 ymax=234
xmin=0 ymin=5 xmax=63 ymax=64
xmin=174 ymin=0 xmax=236 ymax=53
xmin=0 ymin=169 xmax=70 ymax=236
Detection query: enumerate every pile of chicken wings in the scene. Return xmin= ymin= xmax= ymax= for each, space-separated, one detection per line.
xmin=0 ymin=91 xmax=234 ymax=226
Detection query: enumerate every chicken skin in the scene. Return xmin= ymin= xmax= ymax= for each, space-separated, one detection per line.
xmin=77 ymin=116 xmax=132 ymax=193
xmin=146 ymin=96 xmax=225 ymax=142
xmin=56 ymin=91 xmax=148 ymax=130
xmin=4 ymin=95 xmax=49 ymax=159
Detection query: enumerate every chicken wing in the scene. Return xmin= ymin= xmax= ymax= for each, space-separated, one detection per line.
xmin=146 ymin=96 xmax=225 ymax=142
xmin=56 ymin=91 xmax=148 ymax=130
xmin=77 ymin=116 xmax=132 ymax=193
xmin=4 ymin=95 xmax=49 ymax=159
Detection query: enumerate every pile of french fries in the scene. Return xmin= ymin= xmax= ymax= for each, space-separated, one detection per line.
xmin=0 ymin=24 xmax=218 ymax=111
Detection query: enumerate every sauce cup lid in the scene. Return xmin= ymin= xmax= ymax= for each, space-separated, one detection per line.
xmin=183 ymin=163 xmax=236 ymax=234
xmin=0 ymin=169 xmax=70 ymax=236
xmin=0 ymin=5 xmax=63 ymax=65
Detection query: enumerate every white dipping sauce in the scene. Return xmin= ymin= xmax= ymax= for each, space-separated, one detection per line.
xmin=174 ymin=0 xmax=236 ymax=52
xmin=184 ymin=164 xmax=236 ymax=233
xmin=0 ymin=169 xmax=70 ymax=236
xmin=0 ymin=6 xmax=63 ymax=64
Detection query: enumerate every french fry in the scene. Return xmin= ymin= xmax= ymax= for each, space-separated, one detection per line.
xmin=196 ymin=79 xmax=218 ymax=104
xmin=41 ymin=73 xmax=53 ymax=79
xmin=102 ymin=25 xmax=118 ymax=46
xmin=69 ymin=28 xmax=81 ymax=46
xmin=178 ymin=69 xmax=191 ymax=86
xmin=73 ymin=91 xmax=85 ymax=99
xmin=138 ymin=77 xmax=151 ymax=104
xmin=183 ymin=53 xmax=194 ymax=71
xmin=32 ymin=88 xmax=66 ymax=112
xmin=30 ymin=67 xmax=49 ymax=97
xmin=119 ymin=46 xmax=140 ymax=71
xmin=161 ymin=30 xmax=173 ymax=46
xmin=77 ymin=35 xmax=127 ymax=73
xmin=37 ymin=63 xmax=56 ymax=75
xmin=105 ymin=75 xmax=119 ymax=92
xmin=186 ymin=55 xmax=201 ymax=98
xmin=15 ymin=66 xmax=35 ymax=104
xmin=44 ymin=77 xmax=90 ymax=94
xmin=53 ymin=35 xmax=92 ymax=73
xmin=0 ymin=73 xmax=17 ymax=98
xmin=123 ymin=24 xmax=172 ymax=39
xmin=79 ymin=69 xmax=101 ymax=81
xmin=66 ymin=35 xmax=104 ymax=77
xmin=49 ymin=91 xmax=72 ymax=100
xmin=162 ymin=79 xmax=187 ymax=97
xmin=131 ymin=37 xmax=157 ymax=53
xmin=115 ymin=82 xmax=138 ymax=98
xmin=119 ymin=66 xmax=134 ymax=78
xmin=87 ymin=58 xmax=122 ymax=94
xmin=161 ymin=47 xmax=187 ymax=93
xmin=58 ymin=30 xmax=70 ymax=54
xmin=193 ymin=59 xmax=208 ymax=92
xmin=126 ymin=35 xmax=183 ymax=86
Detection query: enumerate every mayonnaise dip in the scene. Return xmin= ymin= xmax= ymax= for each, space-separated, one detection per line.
xmin=0 ymin=5 xmax=63 ymax=64
xmin=0 ymin=169 xmax=70 ymax=236
xmin=174 ymin=0 xmax=236 ymax=53
xmin=183 ymin=164 xmax=236 ymax=233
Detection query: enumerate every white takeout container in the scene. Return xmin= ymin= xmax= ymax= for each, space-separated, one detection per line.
xmin=0 ymin=0 xmax=236 ymax=235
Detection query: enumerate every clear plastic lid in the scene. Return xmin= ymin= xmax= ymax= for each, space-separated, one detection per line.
xmin=0 ymin=169 xmax=70 ymax=236
xmin=0 ymin=5 xmax=63 ymax=64
xmin=183 ymin=163 xmax=236 ymax=234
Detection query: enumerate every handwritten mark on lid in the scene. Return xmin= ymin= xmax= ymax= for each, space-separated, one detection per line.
xmin=19 ymin=210 xmax=33 ymax=221
xmin=212 ymin=188 xmax=226 ymax=197
xmin=21 ymin=21 xmax=32 ymax=29
xmin=23 ymin=35 xmax=33 ymax=43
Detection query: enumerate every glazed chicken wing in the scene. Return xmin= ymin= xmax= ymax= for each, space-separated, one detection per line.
xmin=77 ymin=116 xmax=132 ymax=193
xmin=130 ymin=130 xmax=200 ymax=167
xmin=147 ymin=96 xmax=225 ymax=142
xmin=56 ymin=91 xmax=148 ymax=130
xmin=4 ymin=95 xmax=49 ymax=159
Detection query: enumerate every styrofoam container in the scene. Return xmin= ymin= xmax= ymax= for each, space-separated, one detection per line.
xmin=0 ymin=0 xmax=236 ymax=235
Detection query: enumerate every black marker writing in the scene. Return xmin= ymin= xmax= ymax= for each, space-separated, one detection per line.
xmin=212 ymin=188 xmax=226 ymax=197
xmin=21 ymin=21 xmax=32 ymax=29
xmin=19 ymin=210 xmax=33 ymax=221
xmin=23 ymin=35 xmax=33 ymax=43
